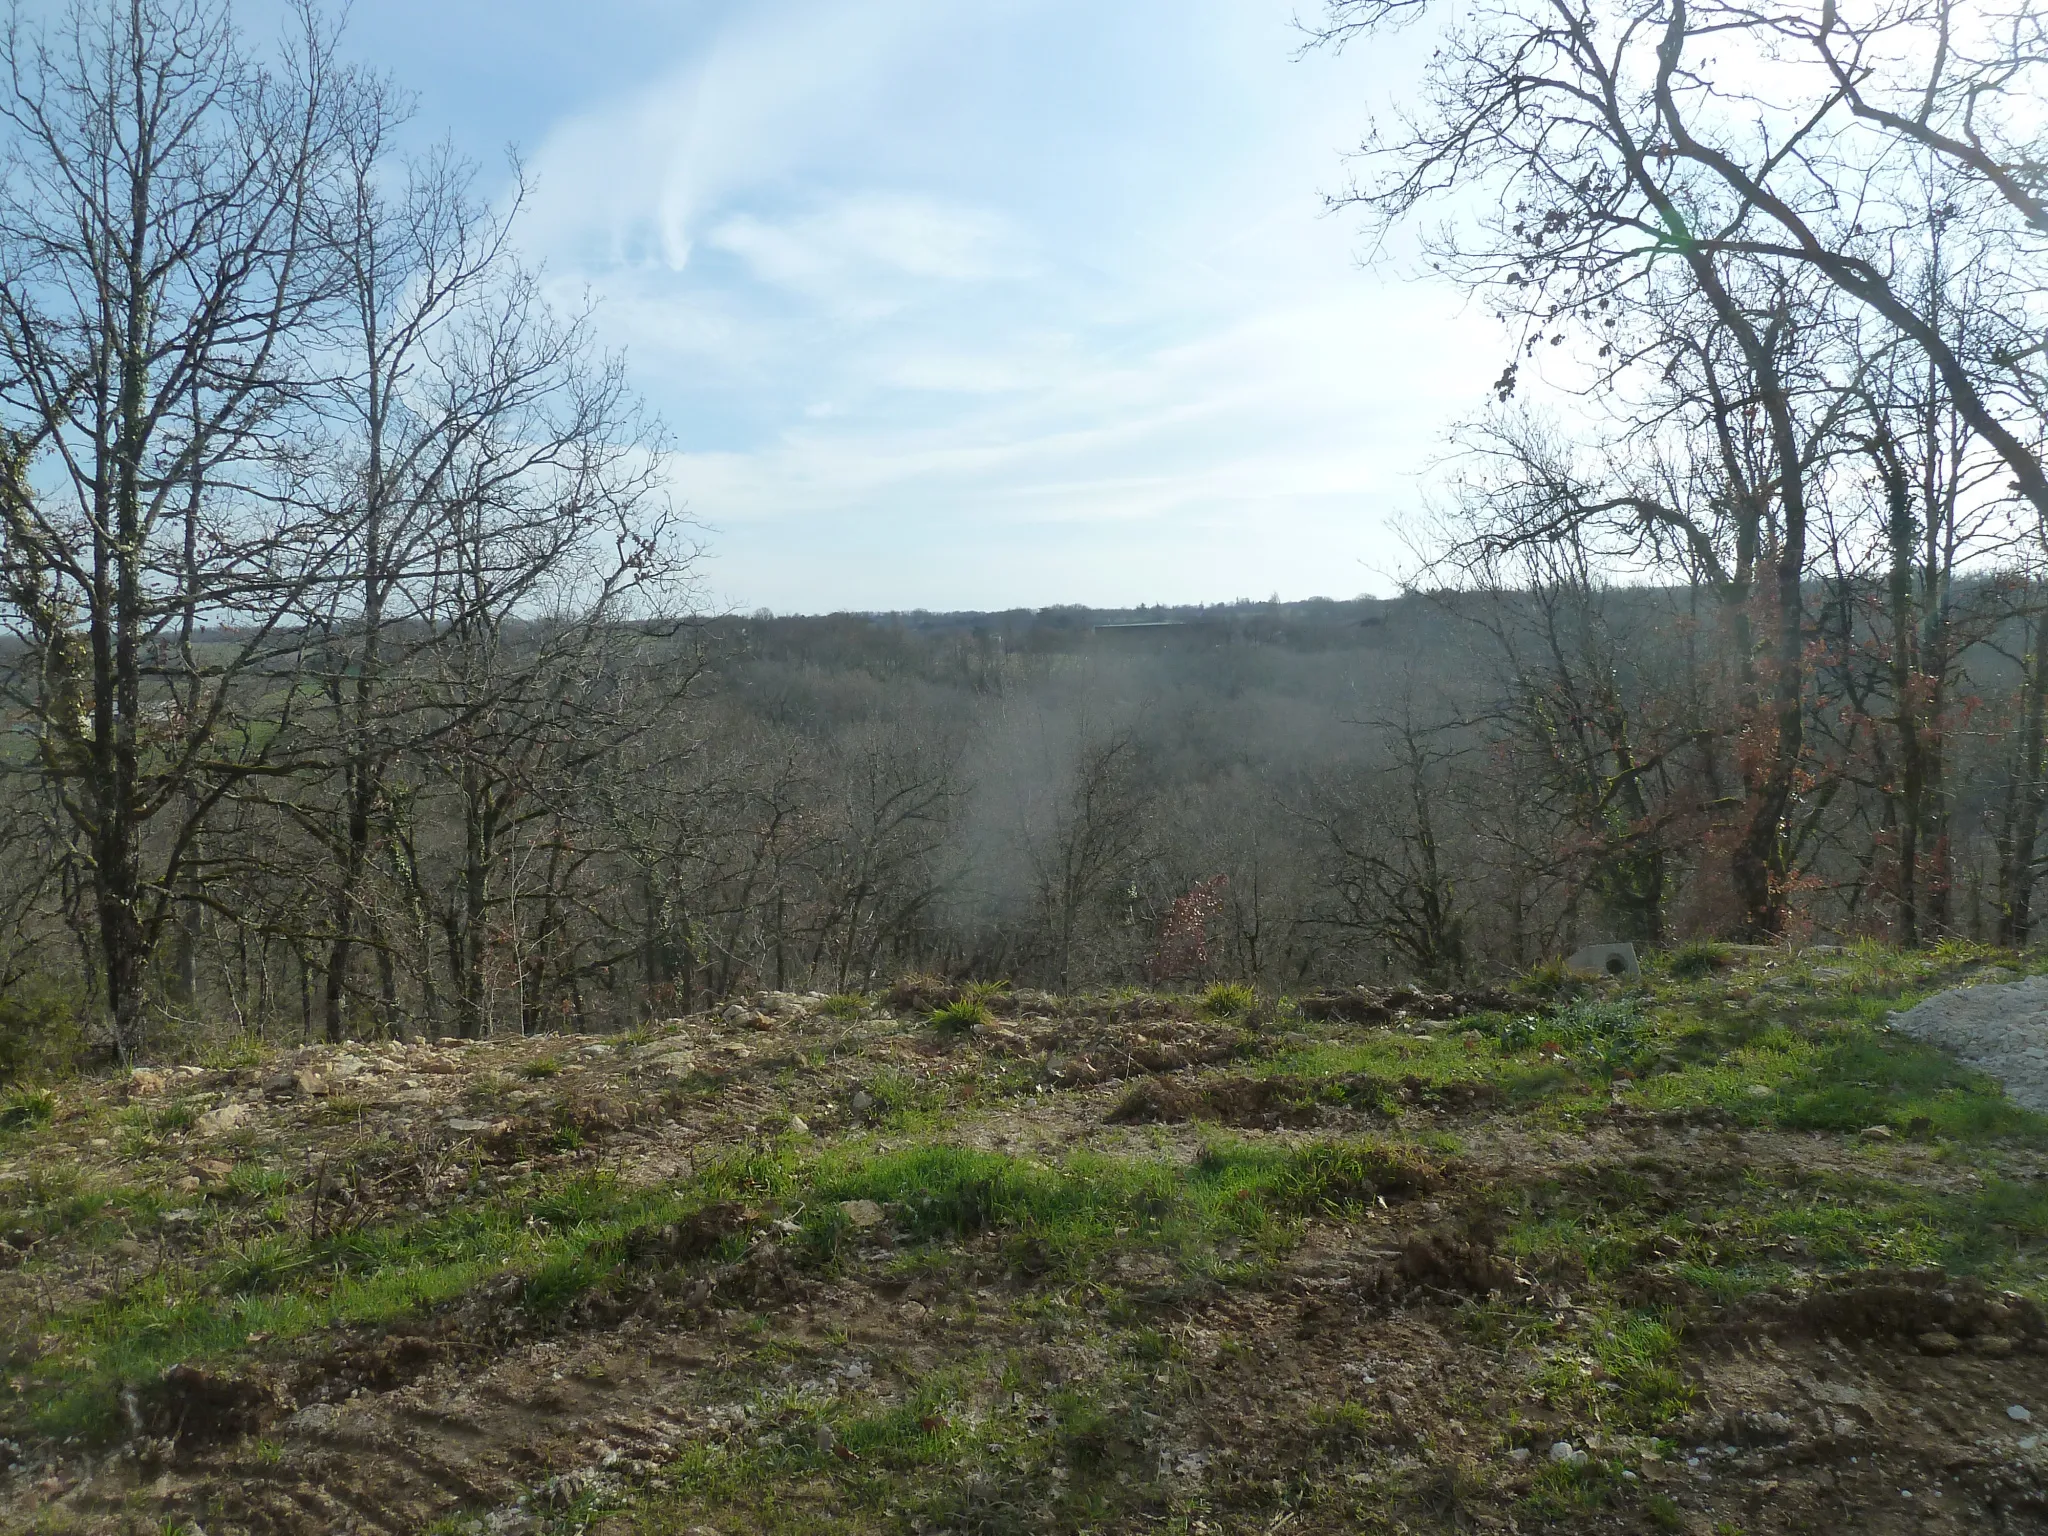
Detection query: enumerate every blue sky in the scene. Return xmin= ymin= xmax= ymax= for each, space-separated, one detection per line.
xmin=340 ymin=0 xmax=1499 ymax=613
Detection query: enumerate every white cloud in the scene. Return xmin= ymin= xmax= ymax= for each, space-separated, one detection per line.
xmin=508 ymin=0 xmax=1503 ymax=610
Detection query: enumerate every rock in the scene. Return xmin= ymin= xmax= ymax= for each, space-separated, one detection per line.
xmin=1917 ymin=1329 xmax=1961 ymax=1355
xmin=2011 ymin=1405 xmax=2034 ymax=1423
xmin=1975 ymin=1336 xmax=2016 ymax=1358
xmin=850 ymin=1090 xmax=875 ymax=1114
xmin=1747 ymin=1084 xmax=1773 ymax=1098
xmin=787 ymin=1115 xmax=809 ymax=1134
xmin=812 ymin=1423 xmax=837 ymax=1452
xmin=839 ymin=1199 xmax=885 ymax=1229
xmin=127 ymin=1068 xmax=168 ymax=1097
xmin=1890 ymin=977 xmax=2048 ymax=1113
xmin=1507 ymin=1446 xmax=1531 ymax=1463
xmin=286 ymin=1402 xmax=343 ymax=1434
xmin=261 ymin=1071 xmax=297 ymax=1099
xmin=1564 ymin=943 xmax=1639 ymax=980
xmin=1549 ymin=1440 xmax=1587 ymax=1465
xmin=644 ymin=1049 xmax=695 ymax=1077
xmin=330 ymin=1054 xmax=366 ymax=1079
xmin=195 ymin=1102 xmax=251 ymax=1136
xmin=1859 ymin=1124 xmax=1894 ymax=1140
xmin=293 ymin=1070 xmax=330 ymax=1098
xmin=445 ymin=1118 xmax=499 ymax=1134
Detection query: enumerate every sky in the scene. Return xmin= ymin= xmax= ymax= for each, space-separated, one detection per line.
xmin=337 ymin=0 xmax=1501 ymax=614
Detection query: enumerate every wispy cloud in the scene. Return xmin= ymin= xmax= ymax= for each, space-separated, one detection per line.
xmin=499 ymin=0 xmax=1499 ymax=610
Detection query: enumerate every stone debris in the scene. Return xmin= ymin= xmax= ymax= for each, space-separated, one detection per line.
xmin=1888 ymin=975 xmax=2048 ymax=1112
xmin=838 ymin=1199 xmax=885 ymax=1229
xmin=194 ymin=1102 xmax=251 ymax=1136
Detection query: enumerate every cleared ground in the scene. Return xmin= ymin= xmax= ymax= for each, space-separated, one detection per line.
xmin=2 ymin=946 xmax=2046 ymax=1535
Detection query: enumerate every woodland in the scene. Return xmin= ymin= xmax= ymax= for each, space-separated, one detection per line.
xmin=5 ymin=0 xmax=2048 ymax=1062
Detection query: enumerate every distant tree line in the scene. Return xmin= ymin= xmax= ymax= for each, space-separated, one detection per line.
xmin=4 ymin=0 xmax=2048 ymax=1063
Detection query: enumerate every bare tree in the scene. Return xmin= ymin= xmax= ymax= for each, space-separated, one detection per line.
xmin=0 ymin=0 xmax=353 ymax=1056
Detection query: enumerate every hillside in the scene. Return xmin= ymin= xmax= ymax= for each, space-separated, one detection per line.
xmin=3 ymin=946 xmax=2047 ymax=1535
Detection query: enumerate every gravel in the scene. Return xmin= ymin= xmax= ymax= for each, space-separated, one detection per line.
xmin=1888 ymin=975 xmax=2048 ymax=1113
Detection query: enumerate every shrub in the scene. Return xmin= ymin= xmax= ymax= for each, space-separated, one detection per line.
xmin=0 ymin=973 xmax=88 ymax=1084
xmin=820 ymin=993 xmax=868 ymax=1020
xmin=1200 ymin=982 xmax=1256 ymax=1019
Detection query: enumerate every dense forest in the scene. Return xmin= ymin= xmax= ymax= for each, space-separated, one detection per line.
xmin=5 ymin=0 xmax=2048 ymax=1061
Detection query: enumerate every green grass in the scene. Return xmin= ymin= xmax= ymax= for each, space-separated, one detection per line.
xmin=6 ymin=1132 xmax=1446 ymax=1444
xmin=632 ymin=1344 xmax=1175 ymax=1536
xmin=819 ymin=992 xmax=869 ymax=1020
xmin=1501 ymin=1159 xmax=2048 ymax=1302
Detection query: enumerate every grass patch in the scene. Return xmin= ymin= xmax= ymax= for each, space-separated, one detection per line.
xmin=1664 ymin=940 xmax=1731 ymax=979
xmin=9 ymin=1131 xmax=1450 ymax=1445
xmin=1502 ymin=1159 xmax=2048 ymax=1302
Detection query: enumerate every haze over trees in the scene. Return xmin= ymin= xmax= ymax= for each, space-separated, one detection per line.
xmin=2 ymin=0 xmax=2048 ymax=1061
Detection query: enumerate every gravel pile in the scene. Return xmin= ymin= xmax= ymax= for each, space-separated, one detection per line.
xmin=1889 ymin=975 xmax=2048 ymax=1113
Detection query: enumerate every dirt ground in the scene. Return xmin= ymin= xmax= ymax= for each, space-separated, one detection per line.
xmin=3 ymin=969 xmax=2046 ymax=1534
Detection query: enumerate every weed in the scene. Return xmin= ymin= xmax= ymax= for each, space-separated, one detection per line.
xmin=519 ymin=1057 xmax=561 ymax=1080
xmin=1644 ymin=1491 xmax=1686 ymax=1528
xmin=1666 ymin=940 xmax=1732 ymax=978
xmin=928 ymin=998 xmax=991 ymax=1033
xmin=151 ymin=1099 xmax=201 ymax=1133
xmin=1306 ymin=1400 xmax=1378 ymax=1450
xmin=1516 ymin=957 xmax=1582 ymax=1002
xmin=819 ymin=992 xmax=868 ymax=1020
xmin=1200 ymin=981 xmax=1257 ymax=1018
xmin=0 ymin=1086 xmax=56 ymax=1131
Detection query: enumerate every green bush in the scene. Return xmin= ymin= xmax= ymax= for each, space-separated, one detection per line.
xmin=820 ymin=992 xmax=868 ymax=1020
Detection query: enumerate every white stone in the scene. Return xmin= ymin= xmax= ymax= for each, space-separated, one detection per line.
xmin=2010 ymin=1405 xmax=2033 ymax=1423
xmin=195 ymin=1103 xmax=250 ymax=1136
